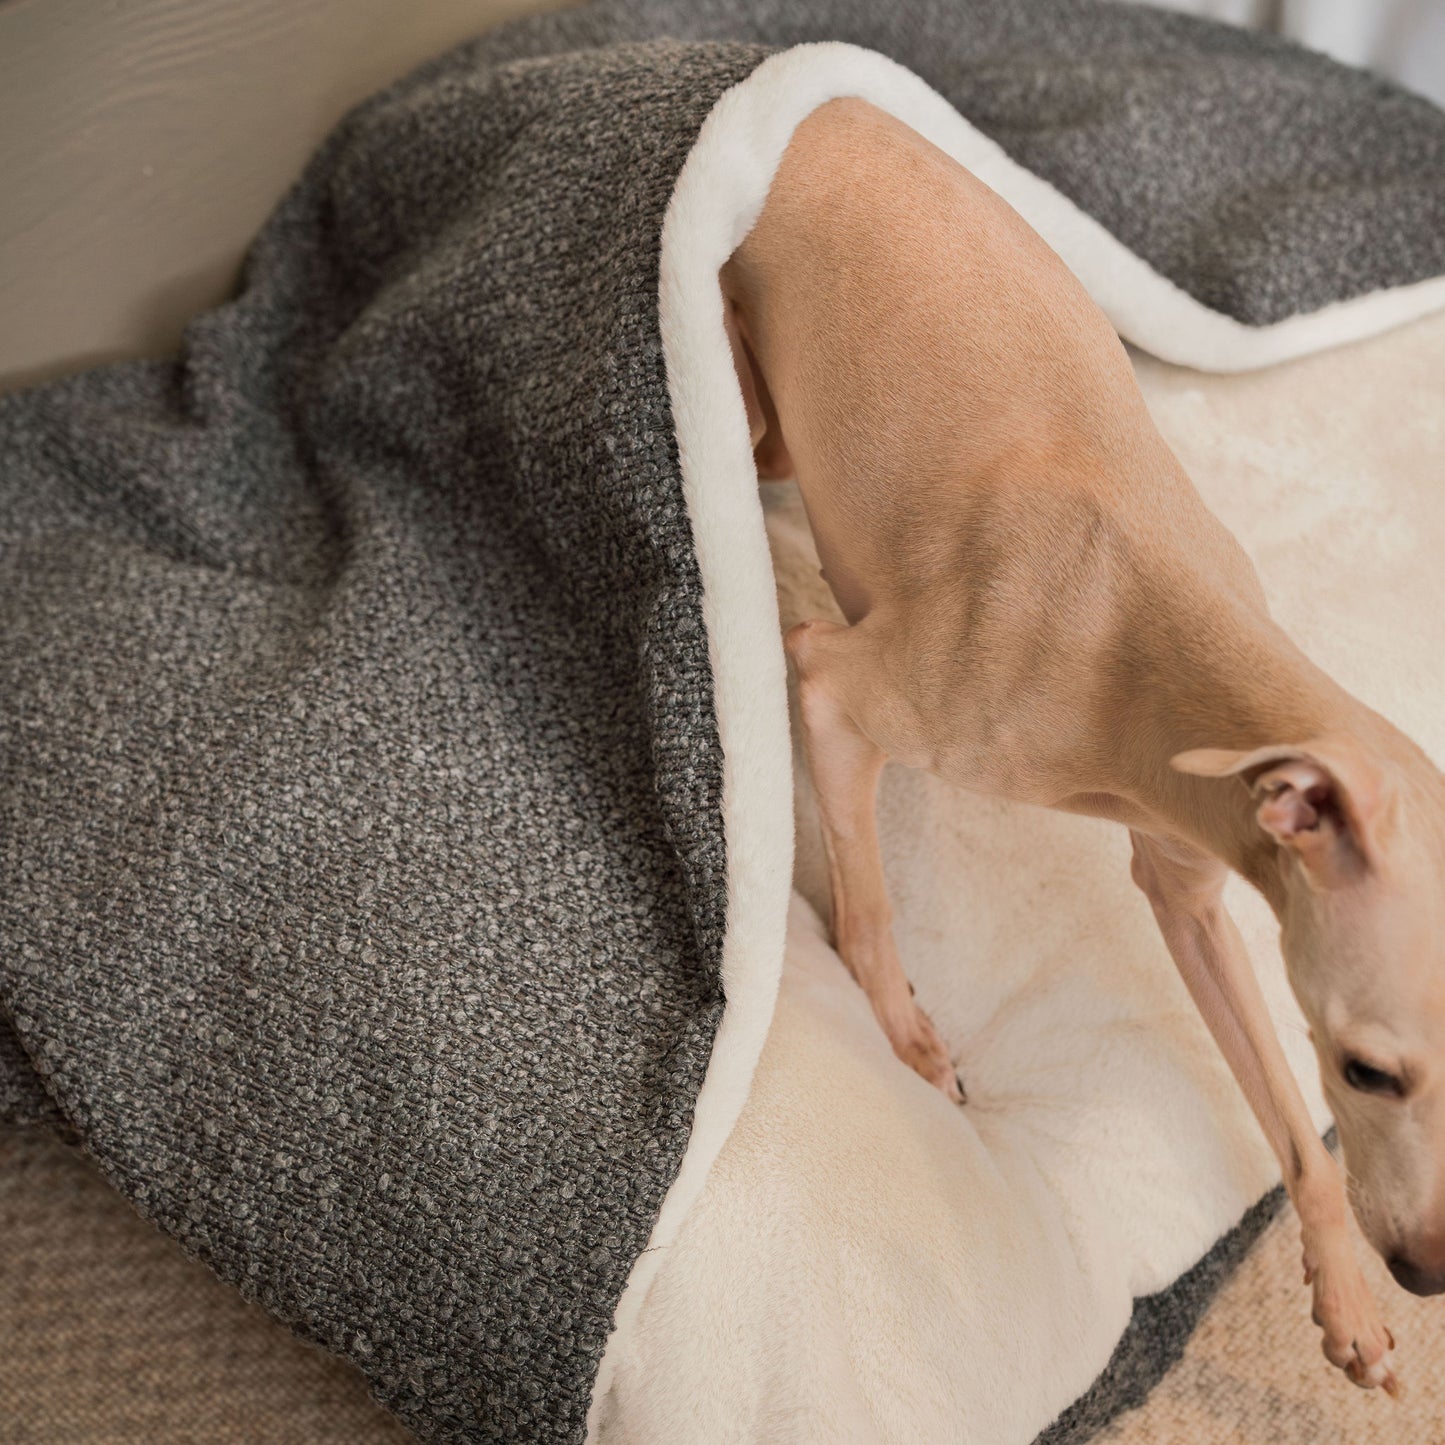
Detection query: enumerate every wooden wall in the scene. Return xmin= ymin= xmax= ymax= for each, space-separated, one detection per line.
xmin=0 ymin=0 xmax=560 ymax=391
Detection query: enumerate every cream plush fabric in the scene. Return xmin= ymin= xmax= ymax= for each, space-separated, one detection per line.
xmin=594 ymin=304 xmax=1445 ymax=1444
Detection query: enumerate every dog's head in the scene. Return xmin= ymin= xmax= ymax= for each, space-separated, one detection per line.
xmin=1175 ymin=734 xmax=1445 ymax=1295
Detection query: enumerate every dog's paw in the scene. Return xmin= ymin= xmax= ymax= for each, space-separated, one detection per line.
xmin=885 ymin=1000 xmax=965 ymax=1104
xmin=1305 ymin=1235 xmax=1400 ymax=1396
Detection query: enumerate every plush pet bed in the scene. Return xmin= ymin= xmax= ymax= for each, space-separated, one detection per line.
xmin=3 ymin=2 xmax=1444 ymax=1441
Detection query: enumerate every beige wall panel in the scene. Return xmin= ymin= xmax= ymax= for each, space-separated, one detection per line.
xmin=0 ymin=0 xmax=563 ymax=391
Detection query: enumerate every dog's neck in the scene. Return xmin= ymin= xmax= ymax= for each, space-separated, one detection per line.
xmin=1063 ymin=439 xmax=1389 ymax=911
xmin=1116 ymin=570 xmax=1379 ymax=913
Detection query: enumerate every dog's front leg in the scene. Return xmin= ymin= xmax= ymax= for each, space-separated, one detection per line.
xmin=1129 ymin=830 xmax=1398 ymax=1393
xmin=787 ymin=619 xmax=963 ymax=1103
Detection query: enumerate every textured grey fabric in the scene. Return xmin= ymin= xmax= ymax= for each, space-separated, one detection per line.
xmin=1 ymin=37 xmax=767 ymax=1443
xmin=2 ymin=4 xmax=1442 ymax=1443
xmin=472 ymin=0 xmax=1445 ymax=324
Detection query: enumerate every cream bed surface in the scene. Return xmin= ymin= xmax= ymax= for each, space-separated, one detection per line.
xmin=594 ymin=304 xmax=1445 ymax=1443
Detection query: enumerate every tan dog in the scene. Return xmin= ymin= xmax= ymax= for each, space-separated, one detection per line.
xmin=722 ymin=98 xmax=1445 ymax=1396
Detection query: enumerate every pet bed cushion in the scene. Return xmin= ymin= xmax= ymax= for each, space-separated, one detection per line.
xmin=3 ymin=3 xmax=1444 ymax=1441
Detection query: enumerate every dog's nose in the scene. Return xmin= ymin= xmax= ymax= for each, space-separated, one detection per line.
xmin=1387 ymin=1254 xmax=1445 ymax=1297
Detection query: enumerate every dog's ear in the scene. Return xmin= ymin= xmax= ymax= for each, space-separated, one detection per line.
xmin=1171 ymin=736 xmax=1386 ymax=887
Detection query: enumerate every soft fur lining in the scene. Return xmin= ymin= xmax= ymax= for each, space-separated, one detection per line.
xmin=587 ymin=40 xmax=1445 ymax=1434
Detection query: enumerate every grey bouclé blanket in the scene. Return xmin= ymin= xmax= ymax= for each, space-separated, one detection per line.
xmin=3 ymin=2 xmax=1443 ymax=1441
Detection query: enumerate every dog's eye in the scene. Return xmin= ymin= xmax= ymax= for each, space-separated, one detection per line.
xmin=1343 ymin=1058 xmax=1405 ymax=1097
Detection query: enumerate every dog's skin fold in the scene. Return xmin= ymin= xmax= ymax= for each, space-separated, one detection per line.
xmin=722 ymin=98 xmax=1445 ymax=1396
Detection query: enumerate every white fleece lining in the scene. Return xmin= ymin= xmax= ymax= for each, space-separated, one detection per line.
xmin=586 ymin=40 xmax=1445 ymax=1434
